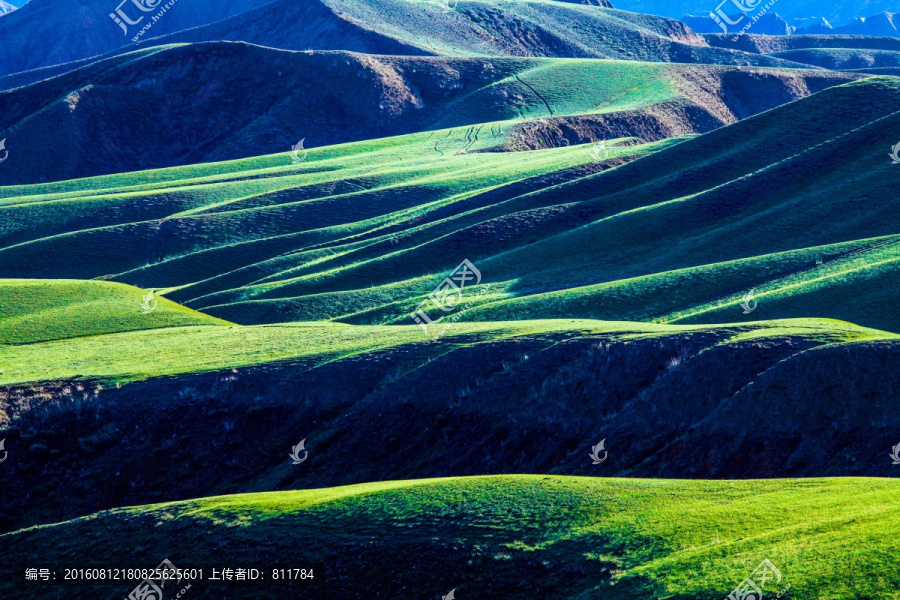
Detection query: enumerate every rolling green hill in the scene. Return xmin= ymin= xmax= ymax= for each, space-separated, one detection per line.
xmin=0 ymin=279 xmax=228 ymax=345
xmin=229 ymin=76 xmax=900 ymax=334
xmin=1 ymin=314 xmax=898 ymax=532
xmin=5 ymin=76 xmax=898 ymax=331
xmin=4 ymin=0 xmax=900 ymax=597
xmin=0 ymin=42 xmax=850 ymax=184
xmin=3 ymin=476 xmax=898 ymax=599
xmin=6 ymin=76 xmax=893 ymax=333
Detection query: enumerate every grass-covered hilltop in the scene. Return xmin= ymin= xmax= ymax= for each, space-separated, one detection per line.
xmin=1 ymin=0 xmax=899 ymax=598
xmin=3 ymin=477 xmax=899 ymax=599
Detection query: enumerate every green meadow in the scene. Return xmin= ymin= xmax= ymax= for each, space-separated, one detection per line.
xmin=4 ymin=77 xmax=899 ymax=332
xmin=0 ymin=314 xmax=892 ymax=386
xmin=4 ymin=476 xmax=899 ymax=599
xmin=2 ymin=9 xmax=900 ymax=596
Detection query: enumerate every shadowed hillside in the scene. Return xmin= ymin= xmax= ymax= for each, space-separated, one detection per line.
xmin=1 ymin=312 xmax=898 ymax=533
xmin=0 ymin=42 xmax=853 ymax=183
xmin=615 ymin=0 xmax=900 ymax=26
xmin=4 ymin=0 xmax=900 ymax=598
xmin=0 ymin=0 xmax=273 ymax=76
xmin=703 ymin=33 xmax=900 ymax=54
xmin=3 ymin=77 xmax=896 ymax=331
xmin=2 ymin=476 xmax=898 ymax=599
xmin=138 ymin=0 xmax=812 ymax=67
xmin=768 ymin=48 xmax=900 ymax=70
xmin=702 ymin=34 xmax=900 ymax=71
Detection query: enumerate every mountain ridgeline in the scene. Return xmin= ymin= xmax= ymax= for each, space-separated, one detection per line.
xmin=0 ymin=42 xmax=854 ymax=184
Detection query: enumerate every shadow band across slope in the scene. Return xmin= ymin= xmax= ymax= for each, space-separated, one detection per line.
xmin=156 ymin=77 xmax=900 ymax=336
xmin=5 ymin=77 xmax=900 ymax=334
xmin=3 ymin=476 xmax=899 ymax=599
xmin=0 ymin=42 xmax=856 ymax=185
xmin=137 ymin=0 xmax=815 ymax=67
xmin=1 ymin=319 xmax=898 ymax=535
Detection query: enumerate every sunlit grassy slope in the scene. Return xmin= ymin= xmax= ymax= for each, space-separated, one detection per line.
xmin=2 ymin=291 xmax=898 ymax=534
xmin=4 ymin=476 xmax=898 ymax=599
xmin=0 ymin=314 xmax=892 ymax=386
xmin=0 ymin=279 xmax=228 ymax=344
xmin=0 ymin=44 xmax=849 ymax=185
xmin=3 ymin=77 xmax=900 ymax=334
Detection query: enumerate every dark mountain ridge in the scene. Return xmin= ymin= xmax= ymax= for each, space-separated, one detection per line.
xmin=135 ymin=0 xmax=811 ymax=67
xmin=0 ymin=41 xmax=850 ymax=184
xmin=0 ymin=0 xmax=274 ymax=76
